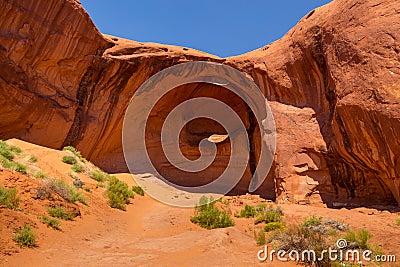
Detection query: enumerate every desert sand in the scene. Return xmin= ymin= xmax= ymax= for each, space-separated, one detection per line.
xmin=0 ymin=140 xmax=399 ymax=266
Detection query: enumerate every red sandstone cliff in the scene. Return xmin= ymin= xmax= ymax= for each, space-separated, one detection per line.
xmin=0 ymin=0 xmax=399 ymax=207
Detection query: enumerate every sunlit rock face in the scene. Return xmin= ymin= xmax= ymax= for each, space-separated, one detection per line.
xmin=1 ymin=0 xmax=399 ymax=206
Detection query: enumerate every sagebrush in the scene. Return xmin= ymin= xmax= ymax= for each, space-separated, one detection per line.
xmin=63 ymin=146 xmax=85 ymax=162
xmin=44 ymin=178 xmax=87 ymax=205
xmin=62 ymin=155 xmax=77 ymax=165
xmin=71 ymin=164 xmax=83 ymax=172
xmin=40 ymin=215 xmax=61 ymax=230
xmin=0 ymin=141 xmax=27 ymax=174
xmin=13 ymin=224 xmax=36 ymax=248
xmin=190 ymin=196 xmax=235 ymax=229
xmin=48 ymin=206 xmax=77 ymax=220
xmin=105 ymin=176 xmax=133 ymax=210
xmin=0 ymin=186 xmax=20 ymax=209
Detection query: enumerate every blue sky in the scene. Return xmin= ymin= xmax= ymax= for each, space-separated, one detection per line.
xmin=80 ymin=0 xmax=332 ymax=57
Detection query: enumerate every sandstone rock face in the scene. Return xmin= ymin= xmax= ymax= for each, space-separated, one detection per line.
xmin=0 ymin=0 xmax=399 ymax=206
xmin=228 ymin=0 xmax=400 ymax=206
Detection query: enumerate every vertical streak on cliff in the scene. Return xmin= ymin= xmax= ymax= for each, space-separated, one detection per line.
xmin=62 ymin=52 xmax=108 ymax=148
xmin=85 ymin=59 xmax=141 ymax=159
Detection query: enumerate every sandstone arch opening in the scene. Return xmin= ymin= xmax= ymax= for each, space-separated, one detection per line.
xmin=144 ymin=82 xmax=275 ymax=198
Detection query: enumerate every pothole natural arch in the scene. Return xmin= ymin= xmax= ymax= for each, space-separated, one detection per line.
xmin=143 ymin=82 xmax=276 ymax=199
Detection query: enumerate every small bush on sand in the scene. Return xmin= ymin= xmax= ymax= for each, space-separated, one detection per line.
xmin=0 ymin=148 xmax=14 ymax=161
xmin=0 ymin=151 xmax=26 ymax=174
xmin=343 ymin=229 xmax=372 ymax=250
xmin=0 ymin=187 xmax=20 ymax=209
xmin=9 ymin=145 xmax=22 ymax=154
xmin=71 ymin=164 xmax=83 ymax=172
xmin=34 ymin=185 xmax=51 ymax=200
xmin=63 ymin=146 xmax=85 ymax=162
xmin=44 ymin=178 xmax=87 ymax=205
xmin=256 ymin=202 xmax=267 ymax=209
xmin=237 ymin=205 xmax=257 ymax=218
xmin=72 ymin=177 xmax=84 ymax=189
xmin=96 ymin=182 xmax=105 ymax=188
xmin=255 ymin=205 xmax=283 ymax=224
xmin=267 ymin=217 xmax=354 ymax=266
xmin=105 ymin=176 xmax=133 ymax=210
xmin=264 ymin=221 xmax=284 ymax=232
xmin=269 ymin=224 xmax=333 ymax=266
xmin=62 ymin=155 xmax=77 ymax=165
xmin=396 ymin=218 xmax=400 ymax=226
xmin=13 ymin=224 xmax=36 ymax=248
xmin=190 ymin=196 xmax=235 ymax=229
xmin=0 ymin=155 xmax=13 ymax=169
xmin=82 ymin=186 xmax=91 ymax=192
xmin=13 ymin=162 xmax=27 ymax=174
xmin=40 ymin=215 xmax=61 ymax=230
xmin=28 ymin=156 xmax=38 ymax=163
xmin=33 ymin=170 xmax=47 ymax=179
xmin=63 ymin=146 xmax=78 ymax=154
xmin=302 ymin=215 xmax=322 ymax=228
xmin=90 ymin=171 xmax=107 ymax=182
xmin=48 ymin=206 xmax=77 ymax=220
xmin=132 ymin=186 xmax=145 ymax=196
xmin=0 ymin=141 xmax=21 ymax=160
xmin=254 ymin=229 xmax=266 ymax=246
xmin=0 ymin=187 xmax=19 ymax=210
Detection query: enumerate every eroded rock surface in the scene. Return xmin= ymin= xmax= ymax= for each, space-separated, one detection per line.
xmin=0 ymin=0 xmax=399 ymax=206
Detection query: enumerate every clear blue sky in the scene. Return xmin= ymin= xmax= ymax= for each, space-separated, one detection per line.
xmin=80 ymin=0 xmax=331 ymax=57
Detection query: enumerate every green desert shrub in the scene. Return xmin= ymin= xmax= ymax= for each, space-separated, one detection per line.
xmin=0 ymin=147 xmax=14 ymax=161
xmin=302 ymin=215 xmax=322 ymax=228
xmin=72 ymin=177 xmax=84 ymax=189
xmin=28 ymin=156 xmax=38 ymax=163
xmin=82 ymin=186 xmax=91 ymax=192
xmin=71 ymin=164 xmax=83 ymax=172
xmin=40 ymin=215 xmax=61 ymax=230
xmin=90 ymin=171 xmax=107 ymax=182
xmin=238 ymin=205 xmax=257 ymax=218
xmin=190 ymin=196 xmax=235 ymax=229
xmin=63 ymin=146 xmax=78 ymax=154
xmin=9 ymin=145 xmax=22 ymax=154
xmin=396 ymin=218 xmax=400 ymax=226
xmin=13 ymin=224 xmax=36 ymax=248
xmin=0 ymin=155 xmax=13 ymax=169
xmin=48 ymin=206 xmax=77 ymax=220
xmin=268 ymin=224 xmax=332 ymax=266
xmin=256 ymin=202 xmax=267 ymax=210
xmin=96 ymin=182 xmax=105 ymax=188
xmin=264 ymin=221 xmax=284 ymax=232
xmin=255 ymin=205 xmax=283 ymax=224
xmin=0 ymin=142 xmax=26 ymax=174
xmin=63 ymin=146 xmax=85 ymax=161
xmin=132 ymin=186 xmax=145 ymax=196
xmin=267 ymin=217 xmax=354 ymax=266
xmin=0 ymin=187 xmax=20 ymax=209
xmin=343 ymin=229 xmax=372 ymax=250
xmin=44 ymin=178 xmax=87 ymax=205
xmin=13 ymin=162 xmax=27 ymax=174
xmin=33 ymin=171 xmax=47 ymax=179
xmin=0 ymin=141 xmax=21 ymax=159
xmin=70 ymin=188 xmax=86 ymax=204
xmin=105 ymin=176 xmax=133 ymax=210
xmin=62 ymin=155 xmax=77 ymax=165
xmin=254 ymin=229 xmax=266 ymax=246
